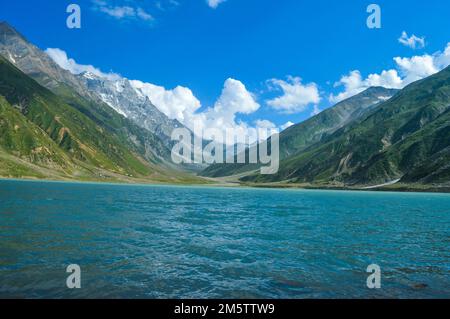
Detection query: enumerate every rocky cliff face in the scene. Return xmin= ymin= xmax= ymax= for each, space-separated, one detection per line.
xmin=0 ymin=22 xmax=91 ymax=97
xmin=0 ymin=21 xmax=185 ymax=146
xmin=77 ymin=71 xmax=183 ymax=144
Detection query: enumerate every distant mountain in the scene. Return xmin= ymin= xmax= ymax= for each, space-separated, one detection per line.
xmin=0 ymin=22 xmax=91 ymax=98
xmin=276 ymin=87 xmax=399 ymax=158
xmin=0 ymin=39 xmax=201 ymax=183
xmin=201 ymin=86 xmax=398 ymax=178
xmin=0 ymin=22 xmax=187 ymax=153
xmin=2 ymin=21 xmax=448 ymax=189
xmin=76 ymin=71 xmax=183 ymax=145
xmin=0 ymin=56 xmax=137 ymax=177
xmin=242 ymin=66 xmax=450 ymax=188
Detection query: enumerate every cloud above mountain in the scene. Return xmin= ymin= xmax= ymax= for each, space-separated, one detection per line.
xmin=280 ymin=121 xmax=294 ymax=130
xmin=207 ymin=0 xmax=227 ymax=9
xmin=46 ymin=39 xmax=450 ymax=141
xmin=130 ymin=80 xmax=201 ymax=123
xmin=45 ymin=47 xmax=277 ymax=144
xmin=330 ymin=42 xmax=450 ymax=103
xmin=398 ymin=31 xmax=425 ymax=49
xmin=266 ymin=76 xmax=321 ymax=114
xmin=132 ymin=77 xmax=263 ymax=144
xmin=45 ymin=48 xmax=120 ymax=81
xmin=255 ymin=119 xmax=276 ymax=129
xmin=91 ymin=0 xmax=154 ymax=22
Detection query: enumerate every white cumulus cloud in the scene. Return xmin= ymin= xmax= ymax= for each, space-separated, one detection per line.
xmin=132 ymin=78 xmax=267 ymax=144
xmin=132 ymin=78 xmax=266 ymax=144
xmin=280 ymin=121 xmax=294 ymax=131
xmin=394 ymin=54 xmax=438 ymax=84
xmin=45 ymin=48 xmax=120 ymax=81
xmin=398 ymin=31 xmax=425 ymax=49
xmin=130 ymin=80 xmax=201 ymax=123
xmin=193 ymin=78 xmax=262 ymax=144
xmin=266 ymin=76 xmax=321 ymax=114
xmin=310 ymin=105 xmax=321 ymax=116
xmin=330 ymin=43 xmax=450 ymax=103
xmin=92 ymin=0 xmax=154 ymax=22
xmin=46 ymin=48 xmax=271 ymax=144
xmin=212 ymin=78 xmax=260 ymax=116
xmin=435 ymin=43 xmax=450 ymax=69
xmin=46 ymin=50 xmax=277 ymax=146
xmin=207 ymin=0 xmax=226 ymax=9
xmin=255 ymin=119 xmax=276 ymax=129
xmin=329 ymin=69 xmax=403 ymax=103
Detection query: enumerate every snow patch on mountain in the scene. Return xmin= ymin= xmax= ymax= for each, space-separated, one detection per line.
xmin=377 ymin=95 xmax=393 ymax=101
xmin=99 ymin=93 xmax=128 ymax=118
xmin=83 ymin=72 xmax=96 ymax=80
xmin=8 ymin=52 xmax=16 ymax=63
xmin=76 ymin=71 xmax=184 ymax=143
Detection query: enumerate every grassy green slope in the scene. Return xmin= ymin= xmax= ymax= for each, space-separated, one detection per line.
xmin=0 ymin=55 xmax=204 ymax=183
xmin=53 ymin=83 xmax=172 ymax=165
xmin=0 ymin=95 xmax=73 ymax=177
xmin=201 ymin=87 xmax=398 ymax=178
xmin=243 ymin=67 xmax=450 ymax=186
xmin=358 ymin=108 xmax=450 ymax=185
xmin=0 ymin=55 xmax=151 ymax=175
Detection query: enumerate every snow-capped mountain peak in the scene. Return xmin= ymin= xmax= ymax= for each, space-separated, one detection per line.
xmin=76 ymin=72 xmax=184 ymax=144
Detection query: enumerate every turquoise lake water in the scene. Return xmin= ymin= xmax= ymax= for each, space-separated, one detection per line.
xmin=0 ymin=179 xmax=449 ymax=298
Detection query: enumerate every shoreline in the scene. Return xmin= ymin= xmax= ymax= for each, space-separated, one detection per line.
xmin=1 ymin=175 xmax=449 ymax=195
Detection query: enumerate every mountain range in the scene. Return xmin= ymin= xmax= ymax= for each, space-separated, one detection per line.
xmin=0 ymin=22 xmax=201 ymax=183
xmin=203 ymin=67 xmax=450 ymax=191
xmin=0 ymin=21 xmax=449 ymax=191
xmin=201 ymin=86 xmax=399 ymax=177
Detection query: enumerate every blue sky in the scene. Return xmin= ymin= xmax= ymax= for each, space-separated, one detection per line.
xmin=1 ymin=0 xmax=450 ymax=134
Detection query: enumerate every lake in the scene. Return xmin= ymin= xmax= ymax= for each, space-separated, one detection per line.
xmin=0 ymin=179 xmax=449 ymax=298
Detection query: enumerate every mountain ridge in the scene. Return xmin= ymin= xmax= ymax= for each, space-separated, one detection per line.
xmin=241 ymin=66 xmax=450 ymax=189
xmin=0 ymin=21 xmax=190 ymax=157
xmin=0 ymin=33 xmax=203 ymax=184
xmin=1 ymin=21 xmax=449 ymax=190
xmin=201 ymin=86 xmax=399 ymax=178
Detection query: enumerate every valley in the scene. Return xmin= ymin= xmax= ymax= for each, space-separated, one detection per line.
xmin=0 ymin=21 xmax=449 ymax=192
